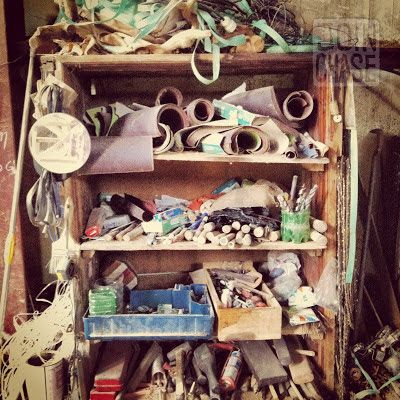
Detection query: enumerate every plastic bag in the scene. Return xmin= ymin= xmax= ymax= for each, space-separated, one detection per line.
xmin=314 ymin=258 xmax=340 ymax=313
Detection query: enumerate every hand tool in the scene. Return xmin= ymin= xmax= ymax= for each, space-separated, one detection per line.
xmin=50 ymin=197 xmax=80 ymax=277
xmin=167 ymin=342 xmax=194 ymax=362
xmin=192 ymin=357 xmax=207 ymax=386
xmin=193 ymin=343 xmax=220 ymax=396
xmin=176 ymin=349 xmax=186 ymax=400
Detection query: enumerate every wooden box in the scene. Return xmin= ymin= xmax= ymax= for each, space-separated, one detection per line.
xmin=202 ymin=261 xmax=282 ymax=341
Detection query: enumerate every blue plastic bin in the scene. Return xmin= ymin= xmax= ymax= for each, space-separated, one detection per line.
xmin=83 ymin=284 xmax=214 ymax=340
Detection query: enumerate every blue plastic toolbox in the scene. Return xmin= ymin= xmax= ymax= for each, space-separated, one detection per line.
xmin=83 ymin=284 xmax=214 ymax=340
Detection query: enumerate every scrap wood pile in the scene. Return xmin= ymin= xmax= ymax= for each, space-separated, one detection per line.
xmin=89 ymin=339 xmax=325 ymax=400
xmin=31 ymin=0 xmax=307 ymax=57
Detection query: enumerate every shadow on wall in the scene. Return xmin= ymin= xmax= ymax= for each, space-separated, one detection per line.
xmin=24 ymin=0 xmax=59 ymax=36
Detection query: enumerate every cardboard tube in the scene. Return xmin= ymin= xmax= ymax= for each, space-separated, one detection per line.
xmin=206 ymin=231 xmax=221 ymax=241
xmin=241 ymin=225 xmax=251 ymax=234
xmin=268 ymin=230 xmax=281 ymax=242
xmin=231 ymin=221 xmax=241 ymax=231
xmin=220 ymin=233 xmax=236 ymax=246
xmin=116 ymin=223 xmax=137 ymax=241
xmin=228 ymin=239 xmax=236 ymax=249
xmin=242 ymin=234 xmax=252 ymax=246
xmin=310 ymin=217 xmax=328 ymax=233
xmin=184 ymin=230 xmax=195 ymax=241
xmin=204 ymin=222 xmax=216 ymax=232
xmin=211 ymin=232 xmax=226 ymax=244
xmin=253 ymin=226 xmax=264 ymax=238
xmin=123 ymin=225 xmax=144 ymax=241
xmin=197 ymin=230 xmax=208 ymax=245
xmin=235 ymin=231 xmax=245 ymax=244
xmin=310 ymin=230 xmax=328 ymax=246
xmin=222 ymin=224 xmax=232 ymax=234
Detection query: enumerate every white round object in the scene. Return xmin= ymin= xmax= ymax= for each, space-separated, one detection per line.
xmin=29 ymin=113 xmax=91 ymax=174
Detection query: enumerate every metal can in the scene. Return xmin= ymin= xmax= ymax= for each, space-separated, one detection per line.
xmin=219 ymin=349 xmax=243 ymax=391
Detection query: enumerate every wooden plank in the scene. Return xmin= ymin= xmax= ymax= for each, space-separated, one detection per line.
xmin=239 ymin=340 xmax=288 ymax=386
xmin=40 ymin=53 xmax=317 ymax=76
xmin=286 ymin=336 xmax=314 ymax=385
xmin=126 ymin=341 xmax=162 ymax=393
xmin=273 ymin=338 xmax=292 ymax=366
xmin=154 ymin=152 xmax=329 ymax=166
xmin=80 ymin=235 xmax=326 ymax=251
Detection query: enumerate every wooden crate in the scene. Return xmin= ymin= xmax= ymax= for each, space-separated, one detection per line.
xmin=202 ymin=261 xmax=282 ymax=341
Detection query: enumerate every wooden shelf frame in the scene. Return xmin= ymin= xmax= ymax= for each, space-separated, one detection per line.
xmin=80 ymin=236 xmax=326 ymax=251
xmin=47 ymin=52 xmax=341 ymax=392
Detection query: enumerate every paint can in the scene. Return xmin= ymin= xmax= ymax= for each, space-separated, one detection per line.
xmin=25 ymin=352 xmax=64 ymax=400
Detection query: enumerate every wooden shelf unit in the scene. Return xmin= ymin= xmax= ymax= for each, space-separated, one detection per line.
xmin=44 ymin=53 xmax=341 ymax=392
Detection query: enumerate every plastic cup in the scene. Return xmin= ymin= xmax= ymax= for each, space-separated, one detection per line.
xmin=281 ymin=209 xmax=311 ymax=243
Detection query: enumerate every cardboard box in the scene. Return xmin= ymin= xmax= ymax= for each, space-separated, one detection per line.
xmin=202 ymin=261 xmax=282 ymax=341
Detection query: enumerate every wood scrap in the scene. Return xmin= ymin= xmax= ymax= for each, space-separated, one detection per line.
xmin=126 ymin=341 xmax=162 ymax=393
xmin=286 ymin=336 xmax=314 ymax=385
xmin=239 ymin=340 xmax=288 ymax=387
xmin=273 ymin=337 xmax=293 ymax=366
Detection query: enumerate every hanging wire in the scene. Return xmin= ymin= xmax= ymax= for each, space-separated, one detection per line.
xmin=249 ymin=0 xmax=301 ymax=44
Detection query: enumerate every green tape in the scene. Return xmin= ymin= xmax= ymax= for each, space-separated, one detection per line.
xmin=252 ymin=19 xmax=291 ymax=53
xmin=345 ymin=74 xmax=358 ymax=284
xmin=191 ymin=39 xmax=220 ymax=85
xmin=352 ymin=351 xmax=400 ymax=399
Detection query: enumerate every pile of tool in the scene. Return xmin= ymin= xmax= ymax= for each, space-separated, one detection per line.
xmin=347 ymin=325 xmax=400 ymax=399
xmin=90 ymin=338 xmax=323 ymax=400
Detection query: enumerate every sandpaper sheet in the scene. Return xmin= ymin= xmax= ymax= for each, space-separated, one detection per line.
xmin=78 ymin=136 xmax=154 ymax=175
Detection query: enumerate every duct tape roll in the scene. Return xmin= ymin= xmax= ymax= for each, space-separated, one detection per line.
xmin=283 ymin=91 xmax=314 ymax=122
xmin=111 ymin=104 xmax=188 ymax=137
xmin=155 ymin=86 xmax=183 ymax=107
xmin=185 ymin=98 xmax=214 ymax=125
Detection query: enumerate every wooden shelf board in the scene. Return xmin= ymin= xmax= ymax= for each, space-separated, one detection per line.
xmin=41 ymin=53 xmax=316 ymax=75
xmin=80 ymin=235 xmax=326 ymax=251
xmin=154 ymin=152 xmax=329 ymax=165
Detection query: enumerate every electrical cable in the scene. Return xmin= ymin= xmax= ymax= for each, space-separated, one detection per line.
xmin=0 ymin=280 xmax=75 ymax=400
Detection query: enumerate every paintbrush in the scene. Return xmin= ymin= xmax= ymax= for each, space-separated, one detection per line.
xmin=49 ymin=197 xmax=80 ymax=276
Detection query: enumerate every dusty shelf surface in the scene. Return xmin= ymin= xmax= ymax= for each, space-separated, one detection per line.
xmin=80 ymin=235 xmax=326 ymax=251
xmin=154 ymin=152 xmax=329 ymax=165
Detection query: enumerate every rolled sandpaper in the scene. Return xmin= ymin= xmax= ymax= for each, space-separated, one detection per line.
xmin=155 ymin=86 xmax=183 ymax=107
xmin=79 ymin=136 xmax=154 ymax=175
xmin=185 ymin=98 xmax=214 ymax=125
xmin=282 ymin=90 xmax=313 ymax=122
xmin=111 ymin=104 xmax=188 ymax=137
